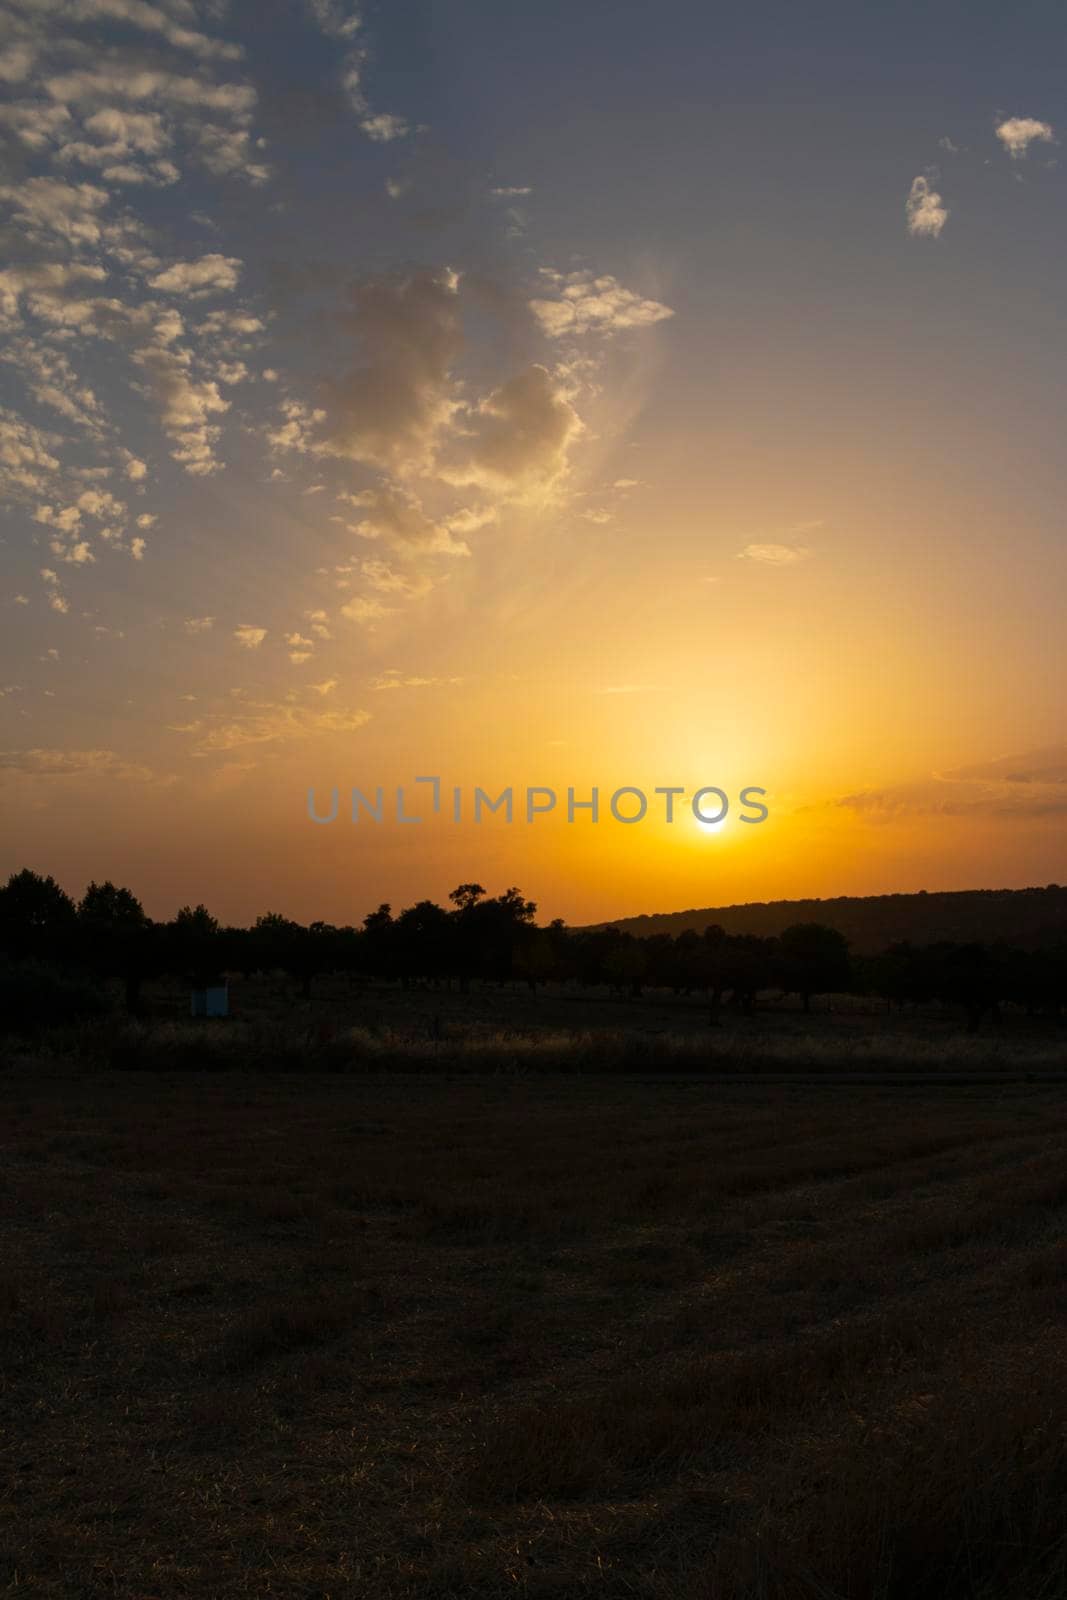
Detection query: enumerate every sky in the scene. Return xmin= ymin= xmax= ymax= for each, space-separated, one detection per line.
xmin=2 ymin=0 xmax=1067 ymax=927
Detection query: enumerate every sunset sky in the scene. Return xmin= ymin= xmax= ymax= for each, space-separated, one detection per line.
xmin=2 ymin=0 xmax=1066 ymax=927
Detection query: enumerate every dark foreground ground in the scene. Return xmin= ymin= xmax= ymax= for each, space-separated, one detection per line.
xmin=6 ymin=1048 xmax=1067 ymax=1597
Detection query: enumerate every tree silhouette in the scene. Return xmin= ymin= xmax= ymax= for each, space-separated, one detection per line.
xmin=777 ymin=923 xmax=852 ymax=1014
xmin=0 ymin=869 xmax=77 ymax=963
xmin=77 ymin=880 xmax=152 ymax=1012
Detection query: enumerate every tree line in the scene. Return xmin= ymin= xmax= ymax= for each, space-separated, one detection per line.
xmin=3 ymin=868 xmax=1067 ymax=1030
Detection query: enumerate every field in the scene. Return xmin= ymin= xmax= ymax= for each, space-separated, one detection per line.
xmin=5 ymin=988 xmax=1067 ymax=1596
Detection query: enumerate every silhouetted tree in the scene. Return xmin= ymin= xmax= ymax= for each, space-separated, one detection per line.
xmin=777 ymin=923 xmax=852 ymax=1013
xmin=0 ymin=869 xmax=77 ymax=963
xmin=77 ymin=880 xmax=153 ymax=1012
xmin=165 ymin=904 xmax=221 ymax=989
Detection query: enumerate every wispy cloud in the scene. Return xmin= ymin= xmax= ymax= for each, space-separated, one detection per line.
xmin=835 ymin=746 xmax=1067 ymax=822
xmin=737 ymin=542 xmax=811 ymax=565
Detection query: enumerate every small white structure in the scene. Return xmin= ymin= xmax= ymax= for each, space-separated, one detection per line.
xmin=191 ymin=979 xmax=229 ymax=1018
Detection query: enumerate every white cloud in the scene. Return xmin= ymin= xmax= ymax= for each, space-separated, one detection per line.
xmin=195 ymin=124 xmax=270 ymax=184
xmin=148 ymin=254 xmax=242 ymax=297
xmin=132 ymin=342 xmax=230 ymax=474
xmin=44 ymin=66 xmax=256 ymax=119
xmin=35 ymin=503 xmax=82 ymax=532
xmin=906 ymin=176 xmax=949 ymax=238
xmin=529 ymin=270 xmax=674 ymax=338
xmin=234 ymin=624 xmax=267 ymax=648
xmin=1 ymin=340 xmax=104 ymax=432
xmin=185 ymin=616 xmax=215 ymax=634
xmin=995 ymin=117 xmax=1055 ymax=159
xmin=42 ymin=0 xmax=243 ymax=63
xmin=0 ymin=176 xmax=110 ymax=245
xmin=0 ymin=410 xmax=61 ymax=497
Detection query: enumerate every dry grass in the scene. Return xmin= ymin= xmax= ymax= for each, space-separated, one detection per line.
xmin=5 ymin=1042 xmax=1067 ymax=1595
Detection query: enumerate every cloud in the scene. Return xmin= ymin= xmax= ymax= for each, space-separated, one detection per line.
xmin=148 ymin=254 xmax=242 ymax=297
xmin=737 ymin=542 xmax=811 ymax=565
xmin=359 ymin=558 xmax=434 ymax=596
xmin=835 ymin=746 xmax=1067 ymax=823
xmin=995 ymin=117 xmax=1055 ymax=159
xmin=529 ymin=270 xmax=674 ymax=338
xmin=77 ymin=488 xmax=127 ymax=521
xmin=304 ymin=0 xmax=410 ymax=142
xmin=233 ymin=624 xmax=267 ymax=648
xmin=440 ymin=364 xmax=583 ymax=496
xmin=1 ymin=340 xmax=104 ymax=432
xmin=184 ymin=616 xmax=215 ymax=634
xmin=0 ymin=410 xmax=63 ymax=500
xmin=906 ymin=176 xmax=949 ymax=238
xmin=38 ymin=0 xmax=243 ymax=63
xmin=339 ymin=595 xmax=394 ymax=624
xmin=303 ymin=608 xmax=332 ymax=639
xmin=0 ymin=261 xmax=107 ymax=327
xmin=0 ymin=41 xmax=37 ymax=83
xmin=180 ymin=695 xmax=372 ymax=753
xmin=44 ymin=66 xmax=256 ymax=119
xmin=308 ymin=678 xmax=338 ymax=695
xmin=195 ymin=124 xmax=270 ymax=183
xmin=342 ymin=485 xmax=471 ymax=556
xmin=0 ymin=747 xmax=157 ymax=781
xmin=0 ymin=176 xmax=110 ymax=245
xmin=56 ymin=105 xmax=179 ymax=184
xmin=491 ymin=185 xmax=532 ymax=198
xmin=316 ymin=267 xmax=463 ymax=473
xmin=132 ymin=342 xmax=230 ymax=474
xmin=371 ymin=671 xmax=461 ymax=690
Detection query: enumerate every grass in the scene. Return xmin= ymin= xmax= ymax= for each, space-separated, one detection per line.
xmin=5 ymin=993 xmax=1067 ymax=1595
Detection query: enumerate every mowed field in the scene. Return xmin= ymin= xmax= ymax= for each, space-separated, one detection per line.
xmin=7 ymin=1049 xmax=1067 ymax=1595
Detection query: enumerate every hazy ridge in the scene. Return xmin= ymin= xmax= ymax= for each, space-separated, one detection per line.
xmin=578 ymin=884 xmax=1067 ymax=954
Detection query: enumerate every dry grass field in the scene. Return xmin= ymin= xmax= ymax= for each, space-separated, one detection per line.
xmin=6 ymin=1013 xmax=1067 ymax=1597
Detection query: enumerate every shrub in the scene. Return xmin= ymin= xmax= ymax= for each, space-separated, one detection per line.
xmin=0 ymin=960 xmax=110 ymax=1035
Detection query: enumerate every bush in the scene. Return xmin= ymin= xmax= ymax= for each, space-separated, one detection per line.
xmin=0 ymin=960 xmax=111 ymax=1035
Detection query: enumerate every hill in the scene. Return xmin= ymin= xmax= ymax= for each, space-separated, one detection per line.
xmin=577 ymin=885 xmax=1067 ymax=955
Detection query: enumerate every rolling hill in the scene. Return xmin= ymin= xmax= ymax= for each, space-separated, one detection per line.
xmin=577 ymin=885 xmax=1067 ymax=955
